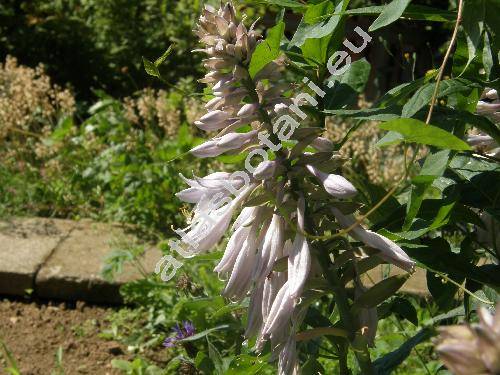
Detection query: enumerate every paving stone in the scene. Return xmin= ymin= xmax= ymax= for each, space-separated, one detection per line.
xmin=2 ymin=217 xmax=432 ymax=303
xmin=35 ymin=221 xmax=162 ymax=303
xmin=0 ymin=218 xmax=75 ymax=295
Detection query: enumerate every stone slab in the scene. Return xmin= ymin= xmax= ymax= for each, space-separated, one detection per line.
xmin=35 ymin=220 xmax=162 ymax=303
xmin=0 ymin=218 xmax=75 ymax=295
xmin=1 ymin=217 xmax=431 ymax=303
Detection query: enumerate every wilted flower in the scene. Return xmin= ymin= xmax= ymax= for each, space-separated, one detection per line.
xmin=436 ymin=306 xmax=500 ymax=375
xmin=163 ymin=321 xmax=196 ymax=348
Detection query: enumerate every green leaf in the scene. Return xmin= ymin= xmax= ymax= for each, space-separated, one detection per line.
xmin=346 ymin=4 xmax=456 ymax=22
xmin=211 ymin=303 xmax=247 ymax=319
xmin=419 ymin=149 xmax=451 ymax=178
xmin=111 ymin=359 xmax=132 ymax=371
xmin=207 ymin=337 xmax=224 ymax=374
xmin=391 ymin=298 xmax=418 ymax=326
xmin=302 ymin=358 xmax=326 ymax=374
xmin=352 ymin=274 xmax=410 ymax=311
xmin=226 ymin=355 xmax=272 ymax=374
xmin=178 ymin=325 xmax=230 ymax=343
xmin=195 ymin=352 xmax=215 ymax=374
xmin=324 ymin=58 xmax=371 ymax=110
xmin=290 ymin=0 xmax=349 ymax=53
xmin=405 ymin=237 xmax=500 ymax=288
xmin=483 ymin=32 xmax=494 ymax=79
xmin=450 ymin=154 xmax=500 ymax=181
xmin=403 ymin=182 xmax=429 ymax=231
xmin=462 ymin=0 xmax=485 ymax=72
xmin=154 ymin=44 xmax=175 ymax=66
xmin=261 ymin=0 xmax=307 ymax=9
xmin=374 ymin=329 xmax=433 ymax=375
xmin=433 ymin=107 xmax=500 ymax=145
xmin=143 ymin=57 xmax=160 ymax=78
xmin=369 ymin=0 xmax=412 ymax=32
xmin=379 ymin=118 xmax=472 ymax=150
xmin=402 ymin=78 xmax=478 ymax=118
xmin=404 ymin=150 xmax=451 ymax=230
xmin=51 ymin=116 xmax=74 ymax=141
xmin=249 ymin=21 xmax=285 ymax=78
xmin=375 ymin=131 xmax=404 ymax=147
xmin=324 ymin=107 xmax=400 ymax=121
xmin=291 ymin=0 xmax=350 ymax=64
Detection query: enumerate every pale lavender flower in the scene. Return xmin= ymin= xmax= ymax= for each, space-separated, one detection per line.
xmin=175 ymin=183 xmax=256 ymax=254
xmin=436 ymin=306 xmax=500 ymax=375
xmin=245 ymin=283 xmax=264 ymax=338
xmin=176 ymin=4 xmax=417 ymax=372
xmin=477 ymin=88 xmax=500 ymax=123
xmin=262 ymin=281 xmax=295 ymax=338
xmin=190 ymin=130 xmax=258 ymax=158
xmin=331 ymin=207 xmax=415 ymax=272
xmin=306 ymin=164 xmax=358 ymax=199
xmin=215 ymin=206 xmax=263 ymax=274
xmin=252 ymin=213 xmax=285 ymax=283
xmin=253 ymin=160 xmax=279 ymax=180
xmin=176 ymin=172 xmax=246 ymax=203
xmin=278 ymin=335 xmax=300 ymax=375
xmin=287 ymin=196 xmax=311 ymax=299
xmin=221 ymin=218 xmax=261 ymax=299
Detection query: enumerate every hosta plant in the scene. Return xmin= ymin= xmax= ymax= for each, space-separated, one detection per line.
xmin=149 ymin=0 xmax=500 ymax=373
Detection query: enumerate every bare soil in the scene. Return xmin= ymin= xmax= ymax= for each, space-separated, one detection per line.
xmin=0 ymin=298 xmax=134 ymax=375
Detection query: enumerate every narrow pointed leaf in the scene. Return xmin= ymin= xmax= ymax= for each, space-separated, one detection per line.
xmin=351 ymin=274 xmax=410 ymax=311
xmin=369 ymin=0 xmax=412 ymax=32
xmin=379 ymin=118 xmax=472 ymax=150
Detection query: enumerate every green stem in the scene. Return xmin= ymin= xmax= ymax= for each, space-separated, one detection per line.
xmin=317 ymin=247 xmax=375 ymax=374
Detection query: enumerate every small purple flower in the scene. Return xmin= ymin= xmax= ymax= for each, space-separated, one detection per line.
xmin=163 ymin=321 xmax=196 ymax=348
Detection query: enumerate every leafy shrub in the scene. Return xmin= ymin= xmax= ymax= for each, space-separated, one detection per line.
xmin=0 ymin=56 xmax=75 ymax=146
xmin=0 ymin=60 xmax=206 ymax=233
xmin=0 ymin=0 xmax=205 ymax=99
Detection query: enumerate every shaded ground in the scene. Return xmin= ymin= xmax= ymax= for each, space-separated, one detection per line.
xmin=0 ymin=298 xmax=134 ymax=374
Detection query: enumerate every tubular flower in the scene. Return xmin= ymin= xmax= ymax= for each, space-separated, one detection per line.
xmin=287 ymin=195 xmax=311 ymax=298
xmin=476 ymin=88 xmax=500 ymax=123
xmin=436 ymin=306 xmax=500 ymax=375
xmin=331 ymin=208 xmax=415 ymax=272
xmin=467 ymin=88 xmax=500 ymax=157
xmin=306 ymin=164 xmax=358 ymax=199
xmin=172 ymin=3 xmax=415 ymax=372
xmin=176 ymin=172 xmax=247 ymax=204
